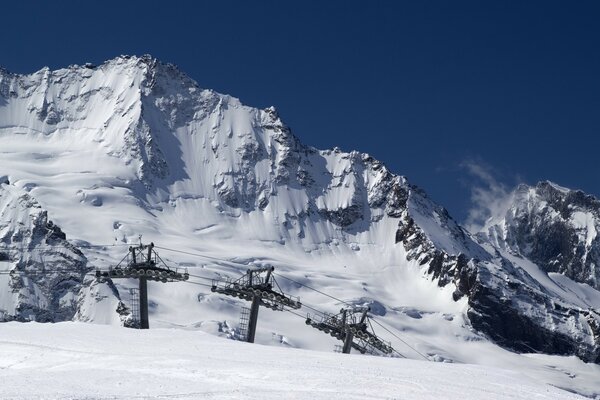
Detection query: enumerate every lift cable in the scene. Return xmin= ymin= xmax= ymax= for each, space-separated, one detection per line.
xmin=0 ymin=270 xmax=214 ymax=284
xmin=154 ymin=246 xmax=250 ymax=268
xmin=301 ymin=303 xmax=324 ymax=315
xmin=177 ymin=267 xmax=398 ymax=354
xmin=369 ymin=318 xmax=429 ymax=360
xmin=273 ymin=273 xmax=428 ymax=360
xmin=135 ymin=249 xmax=407 ymax=358
xmin=185 ymin=272 xmax=217 ymax=282
xmin=0 ymin=270 xmax=96 ymax=276
xmin=272 ymin=272 xmax=353 ymax=306
xmin=2 ymin=242 xmax=429 ymax=360
xmin=0 ymin=243 xmax=131 ymax=251
xmin=0 ymin=271 xmax=215 ymax=291
xmin=283 ymin=308 xmax=308 ymax=320
xmin=181 ymin=279 xmax=214 ymax=289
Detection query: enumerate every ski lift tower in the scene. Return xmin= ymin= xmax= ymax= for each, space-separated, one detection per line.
xmin=306 ymin=306 xmax=395 ymax=355
xmin=96 ymin=242 xmax=189 ymax=329
xmin=211 ymin=266 xmax=301 ymax=343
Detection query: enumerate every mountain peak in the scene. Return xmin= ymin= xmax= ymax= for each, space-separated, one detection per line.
xmin=535 ymin=180 xmax=571 ymax=193
xmin=521 ymin=180 xmax=600 ymax=212
xmin=479 ymin=178 xmax=600 ymax=290
xmin=101 ymin=54 xmax=175 ymax=75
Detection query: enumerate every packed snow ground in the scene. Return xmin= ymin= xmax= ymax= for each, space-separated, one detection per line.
xmin=0 ymin=322 xmax=589 ymax=400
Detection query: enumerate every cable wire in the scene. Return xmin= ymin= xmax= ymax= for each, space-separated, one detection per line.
xmin=186 ymin=272 xmax=216 ymax=282
xmin=0 ymin=244 xmax=130 ymax=251
xmin=2 ymin=241 xmax=430 ymax=362
xmin=302 ymin=303 xmax=324 ymax=314
xmin=181 ymin=280 xmax=213 ymax=289
xmin=0 ymin=270 xmax=96 ymax=276
xmin=154 ymin=246 xmax=249 ymax=268
xmin=370 ymin=318 xmax=429 ymax=361
xmin=272 ymin=272 xmax=352 ymax=306
xmin=283 ymin=308 xmax=306 ymax=320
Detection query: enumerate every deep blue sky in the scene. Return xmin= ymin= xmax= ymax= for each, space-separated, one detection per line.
xmin=1 ymin=1 xmax=599 ymax=224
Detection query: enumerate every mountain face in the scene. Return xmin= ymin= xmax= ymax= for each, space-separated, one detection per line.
xmin=0 ymin=55 xmax=409 ymax=248
xmin=478 ymin=181 xmax=600 ymax=289
xmin=397 ymin=187 xmax=600 ymax=363
xmin=0 ymin=181 xmax=126 ymax=323
xmin=0 ymin=181 xmax=85 ymax=321
xmin=0 ymin=55 xmax=599 ymax=365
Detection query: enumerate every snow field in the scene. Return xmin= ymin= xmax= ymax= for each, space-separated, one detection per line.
xmin=0 ymin=322 xmax=587 ymax=400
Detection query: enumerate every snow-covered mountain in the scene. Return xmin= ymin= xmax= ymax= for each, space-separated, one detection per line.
xmin=398 ymin=185 xmax=600 ymax=363
xmin=0 ymin=181 xmax=88 ymax=321
xmin=0 ymin=181 xmax=127 ymax=324
xmin=0 ymin=55 xmax=412 ymax=250
xmin=478 ymin=181 xmax=600 ymax=289
xmin=1 ymin=55 xmax=600 ymax=395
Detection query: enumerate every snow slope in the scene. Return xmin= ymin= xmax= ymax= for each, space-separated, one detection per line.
xmin=0 ymin=322 xmax=592 ymax=400
xmin=0 ymin=55 xmax=406 ymax=252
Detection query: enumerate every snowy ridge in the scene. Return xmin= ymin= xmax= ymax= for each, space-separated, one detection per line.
xmin=0 ymin=55 xmax=409 ymax=252
xmin=398 ymin=182 xmax=600 ymax=363
xmin=479 ymin=181 xmax=600 ymax=289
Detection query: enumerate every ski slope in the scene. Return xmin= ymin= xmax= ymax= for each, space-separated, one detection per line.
xmin=0 ymin=322 xmax=589 ymax=400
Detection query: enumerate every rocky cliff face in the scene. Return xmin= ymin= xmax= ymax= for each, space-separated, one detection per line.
xmin=478 ymin=181 xmax=600 ymax=289
xmin=0 ymin=182 xmax=126 ymax=323
xmin=396 ymin=184 xmax=600 ymax=363
xmin=0 ymin=182 xmax=88 ymax=321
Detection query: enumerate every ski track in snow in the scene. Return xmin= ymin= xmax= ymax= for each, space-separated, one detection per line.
xmin=0 ymin=322 xmax=587 ymax=400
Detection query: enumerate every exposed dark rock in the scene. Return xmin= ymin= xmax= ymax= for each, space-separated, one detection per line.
xmin=395 ymin=190 xmax=600 ymax=363
xmin=480 ymin=181 xmax=600 ymax=290
xmin=117 ymin=300 xmax=138 ymax=329
xmin=466 ymin=281 xmax=600 ymax=363
xmin=0 ymin=185 xmax=114 ymax=324
xmin=320 ymin=204 xmax=363 ymax=227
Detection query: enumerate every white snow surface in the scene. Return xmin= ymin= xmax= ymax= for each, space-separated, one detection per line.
xmin=0 ymin=322 xmax=593 ymax=400
xmin=1 ymin=56 xmax=600 ymax=397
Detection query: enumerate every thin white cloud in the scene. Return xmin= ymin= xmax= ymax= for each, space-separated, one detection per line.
xmin=461 ymin=160 xmax=514 ymax=233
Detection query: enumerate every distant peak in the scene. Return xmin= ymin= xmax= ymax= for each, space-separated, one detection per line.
xmin=535 ymin=180 xmax=571 ymax=194
xmin=111 ymin=54 xmax=158 ymax=63
xmin=104 ymin=54 xmax=182 ymax=72
xmin=512 ymin=181 xmax=572 ymax=199
xmin=99 ymin=54 xmax=159 ymax=70
xmin=264 ymin=106 xmax=279 ymax=118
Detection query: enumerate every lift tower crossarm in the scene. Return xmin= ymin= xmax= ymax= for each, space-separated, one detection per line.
xmin=305 ymin=306 xmax=395 ymax=355
xmin=211 ymin=265 xmax=301 ymax=343
xmin=95 ymin=242 xmax=189 ymax=329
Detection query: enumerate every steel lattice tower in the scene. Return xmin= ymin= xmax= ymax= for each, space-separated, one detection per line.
xmin=306 ymin=306 xmax=394 ymax=355
xmin=96 ymin=242 xmax=189 ymax=329
xmin=211 ymin=266 xmax=301 ymax=343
